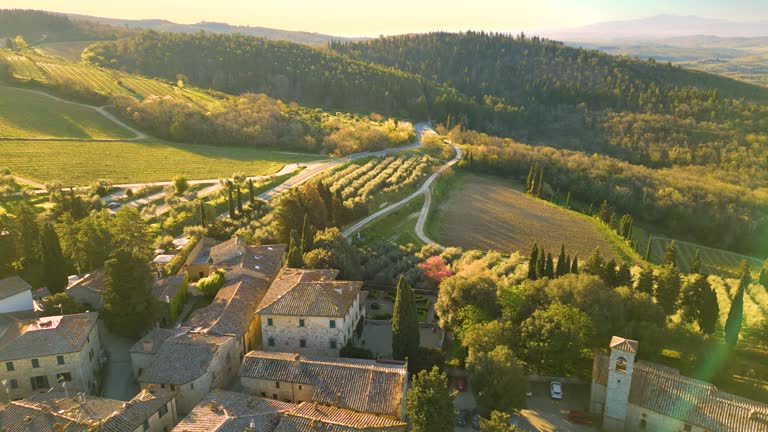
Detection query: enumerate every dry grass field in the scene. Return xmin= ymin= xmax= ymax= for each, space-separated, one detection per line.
xmin=432 ymin=174 xmax=636 ymax=260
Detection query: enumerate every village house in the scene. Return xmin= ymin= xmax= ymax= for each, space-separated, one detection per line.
xmin=257 ymin=268 xmax=366 ymax=357
xmin=0 ymin=387 xmax=177 ymax=431
xmin=0 ymin=276 xmax=33 ymax=314
xmin=65 ymin=271 xmax=107 ymax=309
xmin=239 ymin=350 xmax=408 ymax=420
xmin=172 ymin=390 xmax=407 ymax=432
xmin=591 ymin=336 xmax=768 ymax=432
xmin=0 ymin=311 xmax=101 ymax=401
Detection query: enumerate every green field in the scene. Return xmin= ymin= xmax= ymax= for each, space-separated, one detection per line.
xmin=34 ymin=41 xmax=96 ymax=62
xmin=0 ymin=86 xmax=133 ymax=139
xmin=0 ymin=140 xmax=321 ymax=184
xmin=357 ymin=195 xmax=425 ymax=245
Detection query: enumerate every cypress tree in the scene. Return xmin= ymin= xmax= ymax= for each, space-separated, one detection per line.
xmin=301 ymin=214 xmax=313 ymax=253
xmin=536 ymin=166 xmax=544 ymax=197
xmin=199 ymin=200 xmax=206 ymax=228
xmin=637 ymin=266 xmax=655 ymax=295
xmin=545 ymin=253 xmax=555 ymax=279
xmin=392 ymin=275 xmax=420 ymax=361
xmin=565 ymin=255 xmax=572 ymax=274
xmin=565 ymin=191 xmax=571 ymax=208
xmin=699 ymin=278 xmax=719 ymax=335
xmin=724 ymin=261 xmax=749 ymax=347
xmin=760 ymin=258 xmax=768 ymax=288
xmin=526 ymin=163 xmax=534 ymax=192
xmin=40 ymin=223 xmax=68 ymax=294
xmin=249 ymin=179 xmax=255 ymax=203
xmin=645 ymin=236 xmax=653 ymax=261
xmin=655 ymin=264 xmax=681 ymax=316
xmin=570 ymin=256 xmax=579 ymax=274
xmin=536 ymin=247 xmax=546 ymax=279
xmin=287 ymin=229 xmax=304 ymax=268
xmin=663 ymin=240 xmax=677 ymax=268
xmin=691 ymin=249 xmax=703 ymax=274
xmin=236 ymin=186 xmax=244 ymax=215
xmin=527 ymin=242 xmax=539 ymax=280
xmin=555 ymin=244 xmax=567 ymax=277
xmin=227 ymin=182 xmax=235 ymax=219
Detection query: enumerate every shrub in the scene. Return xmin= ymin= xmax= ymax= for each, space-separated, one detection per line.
xmin=340 ymin=344 xmax=374 ymax=360
xmin=164 ymin=235 xmax=201 ymax=276
xmin=197 ymin=270 xmax=225 ymax=298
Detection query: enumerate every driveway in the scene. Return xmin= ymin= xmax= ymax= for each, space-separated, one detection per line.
xmin=99 ymin=321 xmax=140 ymax=401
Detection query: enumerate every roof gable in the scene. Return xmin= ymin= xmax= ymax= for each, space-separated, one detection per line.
xmin=0 ymin=276 xmax=32 ymax=300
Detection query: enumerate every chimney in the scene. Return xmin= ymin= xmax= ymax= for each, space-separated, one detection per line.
xmin=143 ymin=339 xmax=154 ymax=352
xmin=294 ymin=353 xmax=301 ymax=368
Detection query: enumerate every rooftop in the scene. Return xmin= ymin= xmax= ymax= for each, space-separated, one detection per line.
xmin=139 ymin=332 xmax=231 ymax=385
xmin=276 ymin=403 xmax=407 ymax=432
xmin=214 ymin=244 xmax=287 ymax=278
xmin=152 ymin=274 xmax=188 ymax=302
xmin=186 ymin=276 xmax=269 ymax=337
xmin=0 ymin=312 xmax=98 ymax=361
xmin=256 ymin=268 xmax=362 ymax=318
xmin=609 ymin=336 xmax=639 ymax=354
xmin=593 ymin=352 xmax=768 ymax=432
xmin=172 ymin=390 xmax=293 ymax=432
xmin=0 ymin=276 xmax=32 ymax=300
xmin=0 ymin=387 xmax=174 ymax=432
xmin=240 ymin=351 xmax=407 ymax=418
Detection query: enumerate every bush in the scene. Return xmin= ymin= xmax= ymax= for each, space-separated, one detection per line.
xmin=197 ymin=270 xmax=225 ymax=298
xmin=164 ymin=235 xmax=201 ymax=276
xmin=373 ymin=312 xmax=393 ymax=320
xmin=340 ymin=344 xmax=374 ymax=360
xmin=410 ymin=346 xmax=445 ymax=375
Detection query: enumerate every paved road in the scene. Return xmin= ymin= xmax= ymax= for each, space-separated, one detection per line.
xmin=99 ymin=322 xmax=140 ymax=401
xmin=342 ymin=136 xmax=461 ymax=240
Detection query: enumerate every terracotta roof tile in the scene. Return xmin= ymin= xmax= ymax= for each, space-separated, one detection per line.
xmin=140 ymin=332 xmax=231 ymax=385
xmin=0 ymin=312 xmax=98 ymax=361
xmin=257 ymin=269 xmax=361 ymax=318
xmin=172 ymin=390 xmax=294 ymax=432
xmin=276 ymin=403 xmax=407 ymax=432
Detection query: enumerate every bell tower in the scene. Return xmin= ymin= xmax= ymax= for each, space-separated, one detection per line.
xmin=603 ymin=336 xmax=638 ymax=431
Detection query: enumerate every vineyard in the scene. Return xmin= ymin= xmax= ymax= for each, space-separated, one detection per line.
xmin=1 ymin=52 xmax=221 ymax=108
xmin=647 ymin=235 xmax=764 ymax=276
xmin=323 ymin=154 xmax=435 ymax=208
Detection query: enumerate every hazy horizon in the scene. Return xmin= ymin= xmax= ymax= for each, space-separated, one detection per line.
xmin=3 ymin=0 xmax=768 ymax=37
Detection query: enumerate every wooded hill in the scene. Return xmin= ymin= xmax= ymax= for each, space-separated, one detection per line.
xmin=0 ymin=9 xmax=136 ymax=43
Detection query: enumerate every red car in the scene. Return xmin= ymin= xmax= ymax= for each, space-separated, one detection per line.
xmin=456 ymin=377 xmax=467 ymax=392
xmin=568 ymin=410 xmax=593 ymax=425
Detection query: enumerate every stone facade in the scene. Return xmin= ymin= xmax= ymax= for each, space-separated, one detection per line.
xmin=603 ymin=338 xmax=636 ymax=431
xmin=0 ymin=314 xmax=101 ymax=401
xmin=242 ymin=377 xmax=316 ymax=403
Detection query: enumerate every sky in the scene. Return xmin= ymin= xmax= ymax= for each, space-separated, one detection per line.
xmin=3 ymin=0 xmax=768 ymax=36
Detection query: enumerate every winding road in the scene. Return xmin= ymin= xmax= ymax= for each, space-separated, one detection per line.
xmin=342 ymin=136 xmax=462 ymax=248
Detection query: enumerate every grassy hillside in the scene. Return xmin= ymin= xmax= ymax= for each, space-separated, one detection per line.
xmin=431 ymin=174 xmax=638 ymax=261
xmin=0 ymin=86 xmax=133 ymax=139
xmin=0 ymin=139 xmax=320 ymax=184
xmin=34 ymin=41 xmax=100 ymax=61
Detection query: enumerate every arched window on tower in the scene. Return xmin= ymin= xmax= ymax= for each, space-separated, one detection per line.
xmin=616 ymin=356 xmax=628 ymax=373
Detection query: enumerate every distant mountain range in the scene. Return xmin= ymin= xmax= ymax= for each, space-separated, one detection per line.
xmin=543 ymin=14 xmax=768 ymax=41
xmin=64 ymin=13 xmax=360 ymax=45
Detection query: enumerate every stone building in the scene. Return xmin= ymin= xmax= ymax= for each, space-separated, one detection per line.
xmin=66 ymin=271 xmax=107 ymax=310
xmin=257 ymin=268 xmax=366 ymax=357
xmin=0 ymin=387 xmax=177 ymax=431
xmin=239 ymin=350 xmax=408 ymax=420
xmin=591 ymin=336 xmax=768 ymax=432
xmin=0 ymin=312 xmax=101 ymax=400
xmin=173 ymin=390 xmax=407 ymax=432
xmin=182 ymin=236 xmax=286 ymax=282
xmin=0 ymin=276 xmax=33 ymax=314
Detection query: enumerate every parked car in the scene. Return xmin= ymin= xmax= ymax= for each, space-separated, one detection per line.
xmin=455 ymin=411 xmax=467 ymax=427
xmin=472 ymin=414 xmax=481 ymax=430
xmin=106 ymin=202 xmax=121 ymax=210
xmin=456 ymin=377 xmax=467 ymax=391
xmin=550 ymin=381 xmax=563 ymax=399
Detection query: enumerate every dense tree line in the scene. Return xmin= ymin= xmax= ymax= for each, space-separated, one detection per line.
xmin=0 ymin=9 xmax=136 ymax=43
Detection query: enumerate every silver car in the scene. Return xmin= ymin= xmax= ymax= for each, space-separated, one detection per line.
xmin=551 ymin=381 xmax=563 ymax=399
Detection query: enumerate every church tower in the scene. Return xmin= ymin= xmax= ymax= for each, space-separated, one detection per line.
xmin=603 ymin=336 xmax=638 ymax=431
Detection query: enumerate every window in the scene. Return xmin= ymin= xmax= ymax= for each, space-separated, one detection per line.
xmin=330 ymin=340 xmax=337 ymax=350
xmin=615 ymin=357 xmax=628 ymax=373
xmin=5 ymin=362 xmax=13 ymax=372
xmin=89 ymin=349 xmax=94 ymax=360
xmin=9 ymin=379 xmax=18 ymax=389
xmin=298 ymin=385 xmax=302 ymax=390
xmin=31 ymin=375 xmax=49 ymax=390
xmin=31 ymin=359 xmax=40 ymax=368
xmin=275 ymin=381 xmax=280 ymax=389
xmin=170 ymin=385 xmax=175 ymax=391
xmin=267 ymin=318 xmax=273 ymax=326
xmin=56 ymin=355 xmax=65 ymax=365
xmin=159 ymin=404 xmax=168 ymax=417
xmin=329 ymin=320 xmax=336 ymax=329
xmin=299 ymin=339 xmax=306 ymax=348
xmin=299 ymin=319 xmax=305 ymax=327
xmin=261 ymin=392 xmax=266 ymax=397
xmin=190 ymin=383 xmax=194 ymax=390
xmin=272 ymin=393 xmax=277 ymax=399
xmin=143 ymin=419 xmax=150 ymax=432
xmin=56 ymin=373 xmax=72 ymax=382
xmin=268 ymin=337 xmax=275 ymax=347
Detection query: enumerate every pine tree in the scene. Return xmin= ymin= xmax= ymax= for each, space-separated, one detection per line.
xmin=637 ymin=266 xmax=655 ymax=295
xmin=392 ymin=275 xmax=420 ymax=361
xmin=555 ymin=244 xmax=567 ymax=277
xmin=287 ymin=229 xmax=304 ymax=268
xmin=663 ymin=240 xmax=677 ymax=268
xmin=691 ymin=249 xmax=703 ymax=274
xmin=725 ymin=261 xmax=749 ymax=347
xmin=527 ymin=242 xmax=539 ymax=280
xmin=570 ymin=255 xmax=579 ymax=274
xmin=199 ymin=200 xmax=206 ymax=228
xmin=545 ymin=253 xmax=555 ymax=279
xmin=40 ymin=223 xmax=68 ymax=294
xmin=248 ymin=178 xmax=255 ymax=203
